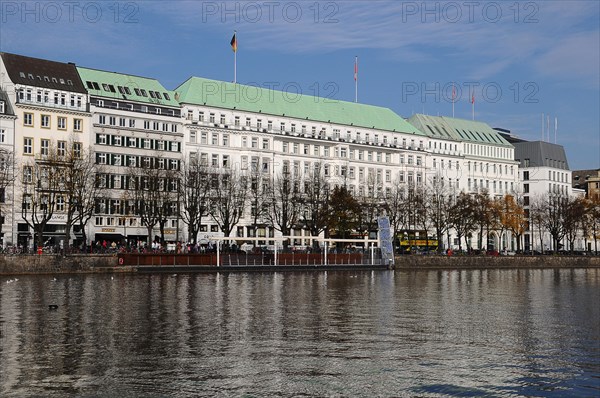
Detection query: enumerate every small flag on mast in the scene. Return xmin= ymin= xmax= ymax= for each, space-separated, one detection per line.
xmin=354 ymin=56 xmax=358 ymax=103
xmin=452 ymin=84 xmax=456 ymax=118
xmin=230 ymin=32 xmax=237 ymax=52
xmin=470 ymin=89 xmax=475 ymax=120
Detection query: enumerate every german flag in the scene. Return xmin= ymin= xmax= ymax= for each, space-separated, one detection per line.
xmin=230 ymin=32 xmax=237 ymax=53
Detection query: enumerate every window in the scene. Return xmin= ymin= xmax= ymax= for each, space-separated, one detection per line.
xmin=251 ymin=137 xmax=258 ymax=148
xmin=128 ymin=137 xmax=137 ymax=148
xmin=263 ymin=139 xmax=269 ymax=150
xmin=73 ymin=142 xmax=82 ymax=158
xmin=57 ymin=141 xmax=66 ymax=157
xmin=222 ymin=134 xmax=229 ymax=146
xmin=40 ymin=139 xmax=49 ymax=156
xmin=24 ymin=113 xmax=33 ymax=126
xmin=57 ymin=117 xmax=66 ymax=130
xmin=23 ymin=166 xmax=33 ymax=183
xmin=129 ymin=119 xmax=136 ymax=128
xmin=56 ymin=196 xmax=65 ymax=212
xmin=97 ymin=134 xmax=107 ymax=144
xmin=41 ymin=114 xmax=50 ymax=128
xmin=523 ymin=171 xmax=529 ymax=181
xmin=523 ymin=184 xmax=529 ymax=194
xmin=74 ymin=119 xmax=82 ymax=132
xmin=23 ymin=137 xmax=33 ymax=154
xmin=0 ymin=101 xmax=4 ymax=113
xmin=0 ymin=129 xmax=4 ymax=143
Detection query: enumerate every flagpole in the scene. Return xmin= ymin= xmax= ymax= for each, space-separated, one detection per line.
xmin=471 ymin=90 xmax=474 ymax=121
xmin=354 ymin=56 xmax=358 ymax=103
xmin=452 ymin=83 xmax=455 ymax=118
xmin=541 ymin=113 xmax=544 ymax=141
xmin=555 ymin=117 xmax=558 ymax=143
xmin=234 ymin=31 xmax=237 ymax=84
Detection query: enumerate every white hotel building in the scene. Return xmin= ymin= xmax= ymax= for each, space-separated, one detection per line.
xmin=175 ymin=78 xmax=519 ymax=250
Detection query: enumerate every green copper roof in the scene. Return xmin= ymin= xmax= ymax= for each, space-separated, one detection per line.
xmin=408 ymin=114 xmax=512 ymax=146
xmin=77 ymin=66 xmax=180 ymax=107
xmin=175 ymin=77 xmax=424 ymax=135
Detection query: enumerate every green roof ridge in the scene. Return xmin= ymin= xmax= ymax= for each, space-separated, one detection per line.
xmin=77 ymin=66 xmax=180 ymax=107
xmin=175 ymin=77 xmax=424 ymax=135
xmin=408 ymin=114 xmax=512 ymax=146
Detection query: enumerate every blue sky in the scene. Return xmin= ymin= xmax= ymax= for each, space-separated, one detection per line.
xmin=1 ymin=0 xmax=598 ymax=169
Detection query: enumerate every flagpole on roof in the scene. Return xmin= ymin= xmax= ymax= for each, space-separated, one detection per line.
xmin=230 ymin=31 xmax=237 ymax=84
xmin=452 ymin=83 xmax=456 ymax=118
xmin=555 ymin=117 xmax=558 ymax=144
xmin=541 ymin=113 xmax=544 ymax=141
xmin=471 ymin=89 xmax=475 ymax=120
xmin=354 ymin=56 xmax=358 ymax=103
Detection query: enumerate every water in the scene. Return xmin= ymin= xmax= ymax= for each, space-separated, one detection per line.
xmin=1 ymin=269 xmax=599 ymax=397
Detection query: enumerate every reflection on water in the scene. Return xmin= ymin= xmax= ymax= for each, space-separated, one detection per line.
xmin=1 ymin=269 xmax=599 ymax=397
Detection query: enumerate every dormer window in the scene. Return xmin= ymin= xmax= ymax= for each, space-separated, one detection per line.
xmin=0 ymin=101 xmax=5 ymax=113
xmin=19 ymin=72 xmax=26 ymax=78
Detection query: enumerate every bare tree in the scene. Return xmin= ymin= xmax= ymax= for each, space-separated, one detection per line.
xmin=586 ymin=195 xmax=600 ymax=253
xmin=247 ymin=169 xmax=269 ymax=246
xmin=564 ymin=196 xmax=586 ymax=252
xmin=300 ymin=162 xmax=331 ymax=250
xmin=209 ymin=168 xmax=247 ymax=244
xmin=529 ymin=195 xmax=547 ymax=253
xmin=472 ymin=190 xmax=493 ymax=251
xmin=448 ymin=192 xmax=477 ymax=252
xmin=125 ymin=155 xmax=178 ymax=245
xmin=427 ymin=175 xmax=453 ymax=253
xmin=61 ymin=142 xmax=104 ymax=249
xmin=179 ymin=157 xmax=210 ymax=244
xmin=356 ymin=173 xmax=384 ymax=238
xmin=266 ymin=171 xmax=300 ymax=251
xmin=21 ymin=146 xmax=65 ymax=248
xmin=0 ymin=148 xmax=15 ymax=243
xmin=541 ymin=192 xmax=568 ymax=251
xmin=383 ymin=177 xmax=409 ymax=248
